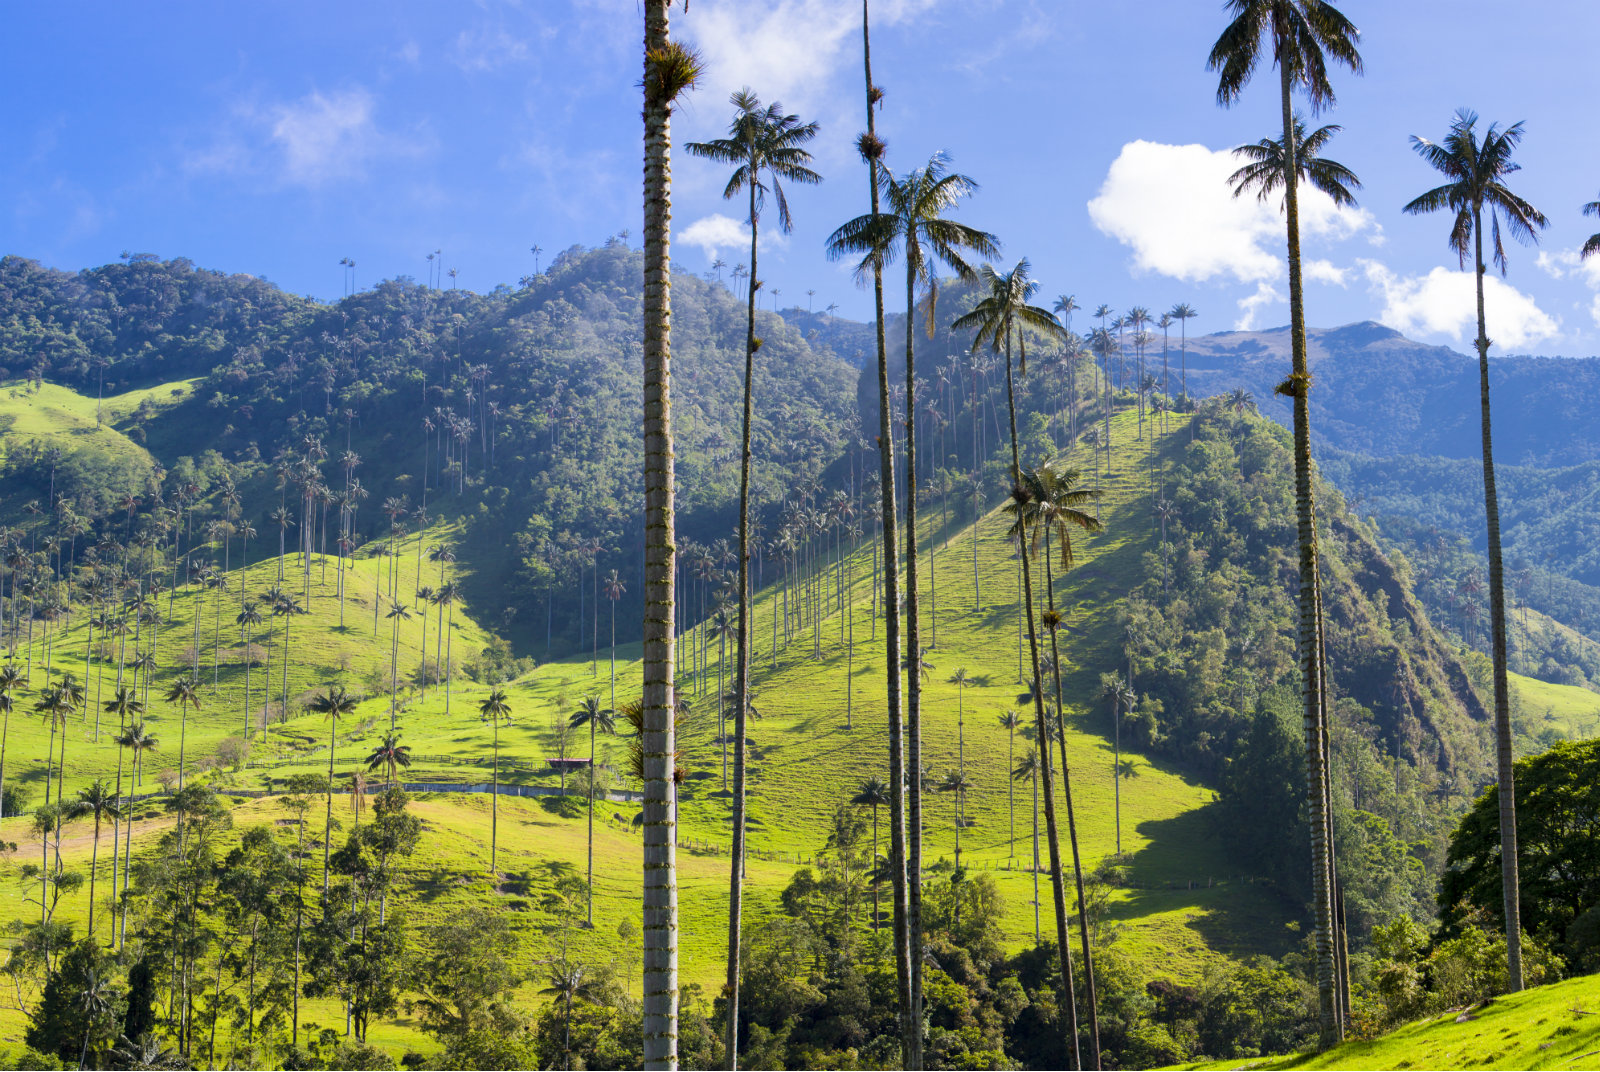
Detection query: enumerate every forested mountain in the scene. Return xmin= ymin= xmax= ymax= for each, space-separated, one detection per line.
xmin=1175 ymin=321 xmax=1600 ymax=465
xmin=0 ymin=246 xmax=859 ymax=653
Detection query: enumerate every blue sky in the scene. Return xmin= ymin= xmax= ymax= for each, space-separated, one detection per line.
xmin=6 ymin=1 xmax=1600 ymax=355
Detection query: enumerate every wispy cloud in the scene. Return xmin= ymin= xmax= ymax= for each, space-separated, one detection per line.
xmin=185 ymin=87 xmax=429 ymax=190
xmin=1234 ymin=281 xmax=1282 ymax=330
xmin=451 ymin=26 xmax=531 ymax=72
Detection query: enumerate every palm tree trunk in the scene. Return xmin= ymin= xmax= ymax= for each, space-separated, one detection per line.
xmin=1277 ymin=57 xmax=1341 ymax=1048
xmin=861 ymin=3 xmax=913 ymax=1060
xmin=585 ymin=718 xmax=594 ymax=924
xmin=1003 ymin=330 xmax=1081 ymax=1069
xmin=723 ymin=168 xmax=762 ymax=1072
xmin=1031 ymin=770 xmax=1040 ymax=944
xmin=902 ymin=239 xmax=927 ymax=1062
xmin=1044 ymin=531 xmax=1100 ymax=1067
xmin=641 ymin=4 xmax=681 ymax=1064
xmin=88 ymin=815 xmax=100 ymax=939
xmin=1473 ymin=209 xmax=1523 ymax=990
xmin=323 ymin=716 xmax=336 ymax=892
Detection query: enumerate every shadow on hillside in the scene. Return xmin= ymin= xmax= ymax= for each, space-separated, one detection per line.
xmin=1112 ymin=802 xmax=1300 ymax=962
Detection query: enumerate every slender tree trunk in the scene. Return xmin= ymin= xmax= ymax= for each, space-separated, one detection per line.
xmin=1472 ymin=210 xmax=1523 ymax=990
xmin=641 ymin=6 xmax=682 ymax=1063
xmin=903 ymin=245 xmax=926 ymax=1065
xmin=860 ymin=4 xmax=913 ymax=1060
xmin=1003 ymin=330 xmax=1081 ymax=1068
xmin=724 ymin=169 xmax=761 ymax=1072
xmin=1277 ymin=58 xmax=1341 ymax=1047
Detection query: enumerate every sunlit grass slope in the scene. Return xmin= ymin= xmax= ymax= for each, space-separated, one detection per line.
xmin=1176 ymin=972 xmax=1600 ymax=1070
xmin=1511 ymin=670 xmax=1600 ymax=742
xmin=0 ymin=406 xmax=1295 ymax=1050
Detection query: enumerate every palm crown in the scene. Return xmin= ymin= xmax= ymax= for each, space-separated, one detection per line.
xmin=951 ymin=259 xmax=1066 ymax=376
xmin=1208 ymin=0 xmax=1363 ymax=113
xmin=685 ymin=89 xmax=821 ymax=235
xmin=1404 ymin=109 xmax=1548 ymax=275
xmin=1231 ymin=116 xmax=1361 ymax=208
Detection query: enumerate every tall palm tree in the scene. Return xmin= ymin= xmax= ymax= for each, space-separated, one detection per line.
xmin=831 ymin=154 xmax=998 ymax=1045
xmin=1009 ymin=458 xmax=1105 ymax=1065
xmin=0 ymin=663 xmax=23 ymax=819
xmin=640 ymin=7 xmax=698 ymax=1063
xmin=163 ymin=678 xmax=200 ymax=791
xmin=480 ymin=688 xmax=514 ymax=873
xmin=1404 ymin=109 xmax=1548 ymax=992
xmin=273 ymin=594 xmax=304 ymax=723
xmin=1102 ymin=676 xmax=1136 ymax=855
xmin=308 ymin=686 xmax=359 ymax=891
xmin=997 ymin=710 xmax=1022 ymax=855
xmin=363 ymin=733 xmax=411 ymax=787
xmin=69 ymin=779 xmax=121 ymax=941
xmin=385 ymin=602 xmax=412 ymax=732
xmin=955 ymin=259 xmax=1083 ymax=1068
xmin=115 ymin=720 xmax=156 ymax=946
xmin=433 ymin=584 xmax=460 ymax=716
xmin=687 ymin=92 xmax=821 ymax=1067
xmin=938 ymin=768 xmax=973 ymax=874
xmin=1209 ymin=0 xmax=1361 ymax=1046
xmin=603 ymin=570 xmax=625 ymax=716
xmin=948 ymin=666 xmax=972 ymax=777
xmin=1012 ymin=750 xmax=1042 ymax=944
xmin=850 ymin=776 xmax=890 ymax=931
xmin=540 ymin=963 xmax=598 ymax=1071
xmin=1168 ymin=302 xmax=1198 ymax=405
xmin=235 ymin=601 xmax=262 ymax=739
xmin=570 ymin=695 xmax=616 ymax=926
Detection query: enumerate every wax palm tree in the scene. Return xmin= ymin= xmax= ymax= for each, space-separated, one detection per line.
xmin=384 ymin=602 xmax=412 ymax=732
xmin=1404 ymin=109 xmax=1548 ymax=992
xmin=235 ymin=601 xmax=262 ymax=738
xmin=831 ymin=161 xmax=998 ymax=1036
xmin=603 ymin=569 xmax=625 ymax=716
xmin=1103 ymin=676 xmax=1137 ymax=855
xmin=1011 ymin=750 xmax=1043 ymax=944
xmin=115 ymin=720 xmax=156 ymax=946
xmin=541 ymin=963 xmax=598 ymax=1071
xmin=272 ymin=594 xmax=304 ymax=723
xmin=938 ymin=768 xmax=973 ymax=873
xmin=433 ymin=584 xmax=460 ymax=715
xmin=687 ymin=93 xmax=820 ymax=1063
xmin=0 ymin=663 xmax=24 ymax=818
xmin=1168 ymin=303 xmax=1198 ymax=404
xmin=1230 ymin=116 xmax=1361 ymax=208
xmin=1007 ymin=458 xmax=1105 ymax=1063
xmin=163 ymin=678 xmax=201 ymax=791
xmin=478 ymin=688 xmax=514 ymax=873
xmin=363 ymin=733 xmax=411 ymax=786
xmin=997 ymin=710 xmax=1022 ymax=855
xmin=308 ymin=685 xmax=359 ymax=891
xmin=68 ymin=779 xmax=121 ymax=940
xmin=948 ymin=666 xmax=972 ymax=776
xmin=1209 ymin=1 xmax=1361 ymax=1045
xmin=850 ymin=777 xmax=890 ymax=930
xmin=954 ymin=258 xmax=1085 ymax=1065
xmin=570 ymin=695 xmax=617 ymax=925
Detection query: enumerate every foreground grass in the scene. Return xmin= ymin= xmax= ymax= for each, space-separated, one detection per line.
xmin=1176 ymin=972 xmax=1600 ymax=1070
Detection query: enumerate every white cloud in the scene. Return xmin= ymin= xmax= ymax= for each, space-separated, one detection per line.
xmin=1235 ymin=281 xmax=1282 ymax=330
xmin=269 ymin=90 xmax=379 ymax=186
xmin=1304 ymin=259 xmax=1348 ymax=287
xmin=680 ymin=213 xmax=789 ymax=261
xmin=1086 ymin=140 xmax=1378 ymax=284
xmin=685 ymin=0 xmax=938 ymax=139
xmin=1537 ymin=248 xmax=1600 ymax=326
xmin=1359 ymin=260 xmax=1560 ymax=350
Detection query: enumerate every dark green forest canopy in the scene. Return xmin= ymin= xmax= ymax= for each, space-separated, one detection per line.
xmin=0 ymin=246 xmax=860 ymax=651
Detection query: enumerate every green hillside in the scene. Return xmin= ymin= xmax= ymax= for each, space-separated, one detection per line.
xmin=1178 ymin=972 xmax=1600 ymax=1070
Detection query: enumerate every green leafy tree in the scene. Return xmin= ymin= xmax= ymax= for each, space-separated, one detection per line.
xmin=1404 ymin=108 xmax=1548 ymax=992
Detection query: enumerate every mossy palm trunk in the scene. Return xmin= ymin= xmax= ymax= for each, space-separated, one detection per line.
xmin=902 ymin=241 xmax=927 ymax=1059
xmin=861 ymin=1 xmax=914 ymax=1063
xmin=1002 ymin=331 xmax=1081 ymax=1068
xmin=642 ymin=3 xmax=681 ymax=1064
xmin=724 ymin=163 xmax=760 ymax=1072
xmin=1472 ymin=208 xmax=1523 ymax=990
xmin=1276 ymin=56 xmax=1340 ymax=1048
